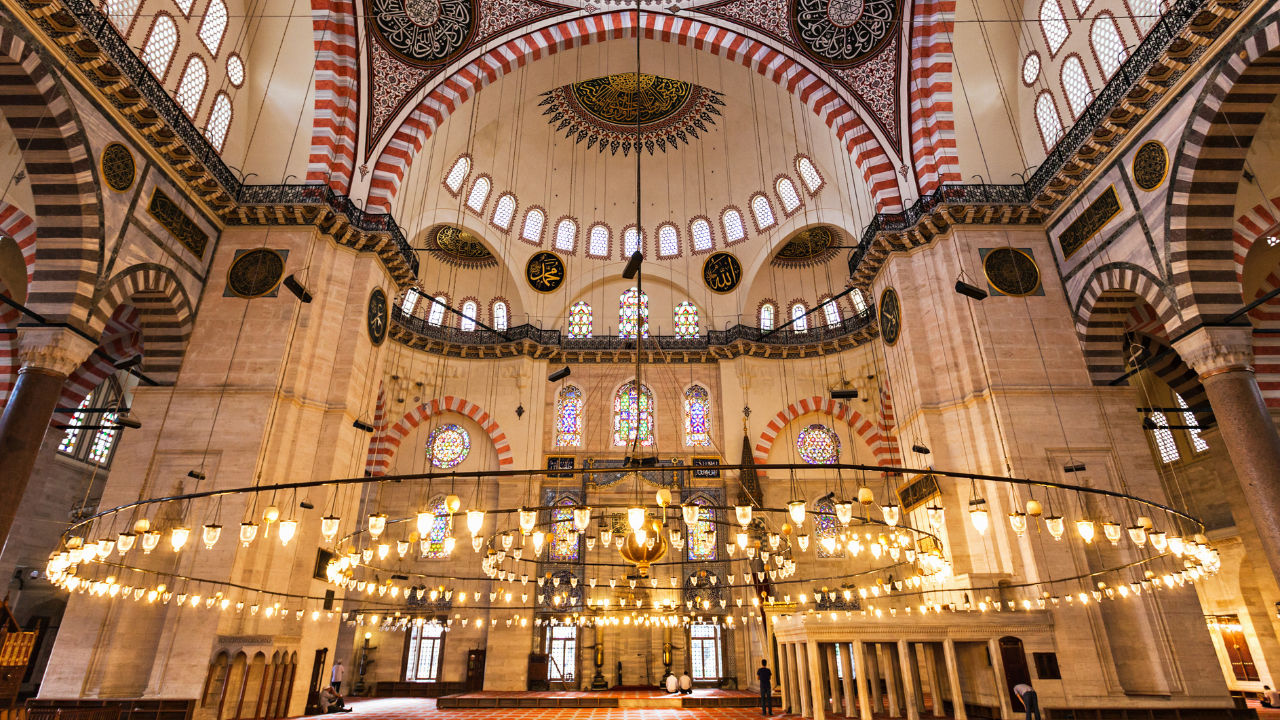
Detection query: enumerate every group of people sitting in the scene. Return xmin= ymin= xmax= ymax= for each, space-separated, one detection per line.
xmin=665 ymin=673 xmax=694 ymax=695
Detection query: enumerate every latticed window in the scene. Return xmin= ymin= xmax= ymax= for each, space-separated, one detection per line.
xmin=401 ymin=289 xmax=420 ymax=315
xmin=1092 ymin=16 xmax=1128 ymax=78
xmin=1036 ymin=93 xmax=1064 ymax=149
xmin=1150 ymin=413 xmax=1180 ymax=464
xmin=723 ymin=209 xmax=745 ymax=242
xmin=104 ymin=0 xmax=140 ymax=34
xmin=199 ymin=0 xmax=228 ymax=54
xmin=815 ymin=496 xmax=844 ymax=558
xmin=175 ymin=56 xmax=208 ymax=118
xmin=759 ymin=303 xmax=775 ymax=330
xmin=173 ymin=0 xmax=194 ymax=16
xmin=684 ymin=385 xmax=711 ymax=446
xmin=619 ymin=287 xmax=649 ymax=339
xmin=623 ymin=227 xmax=642 ymax=258
xmin=674 ymin=301 xmax=698 ymax=338
xmin=796 ymin=157 xmax=823 ymax=193
xmin=428 ymin=296 xmax=447 ymax=326
xmin=555 ymin=219 xmax=577 ymax=252
xmin=492 ymin=194 xmax=516 ymax=230
xmin=1132 ymin=0 xmax=1163 ymax=33
xmin=205 ymin=93 xmax=232 ymax=152
xmin=1177 ymin=393 xmax=1208 ymax=453
xmin=686 ymin=498 xmax=716 ymax=560
xmin=556 ymin=385 xmax=584 ymax=447
xmin=613 ymin=380 xmax=654 ymax=447
xmin=466 ymin=177 xmax=490 ymax=212
xmin=226 ymin=54 xmax=244 ymax=86
xmin=776 ymin=178 xmax=801 ymax=213
xmin=792 ymin=303 xmax=808 ymax=332
xmin=1022 ymin=53 xmax=1041 ymax=85
xmin=460 ymin=300 xmax=478 ymax=331
xmin=658 ymin=224 xmax=679 ymax=257
xmin=522 ymin=209 xmax=545 ymax=243
xmin=588 ymin=224 xmax=609 ymax=257
xmin=142 ymin=14 xmax=179 ymax=79
xmin=822 ymin=298 xmax=841 ymax=326
xmin=550 ymin=497 xmax=579 ymax=561
xmin=444 ymin=157 xmax=470 ymax=193
xmin=568 ymin=301 xmax=592 ymax=338
xmin=1061 ymin=56 xmax=1093 ymax=119
xmin=691 ymin=219 xmax=713 ymax=252
xmin=751 ymin=194 xmax=776 ymax=229
xmin=405 ymin=623 xmax=445 ymax=680
xmin=58 ymin=382 xmax=124 ymax=468
xmin=492 ymin=300 xmax=508 ymax=331
xmin=547 ymin=625 xmax=577 ymax=681
xmin=1040 ymin=0 xmax=1069 ymax=55
xmin=421 ymin=495 xmax=453 ymax=559
xmin=850 ymin=289 xmax=867 ymax=314
xmin=690 ymin=624 xmax=722 ymax=680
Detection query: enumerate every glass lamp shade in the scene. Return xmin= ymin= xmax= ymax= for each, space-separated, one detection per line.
xmin=377 ymin=543 xmax=389 ymax=559
xmin=927 ymin=505 xmax=945 ymax=530
xmin=322 ymin=516 xmax=341 ymax=542
xmin=444 ymin=537 xmax=456 ymax=555
xmin=573 ymin=507 xmax=592 ymax=533
xmin=1076 ymin=520 xmax=1096 ymax=543
xmin=1149 ymin=531 xmax=1168 ymax=552
xmin=263 ymin=505 xmax=280 ymax=524
xmin=116 ymin=533 xmax=136 ymax=555
xmin=634 ymin=527 xmax=648 ymax=546
xmin=1008 ymin=512 xmax=1027 ymax=537
xmin=835 ymin=501 xmax=854 ymax=526
xmin=97 ymin=539 xmax=115 ymax=558
xmin=362 ymin=548 xmax=373 ymax=563
xmin=141 ymin=531 xmax=161 ymax=554
xmin=600 ymin=529 xmax=613 ymax=546
xmin=735 ymin=505 xmax=753 ymax=526
xmin=397 ymin=540 xmax=410 ymax=557
xmin=797 ymin=534 xmax=810 ymax=552
xmin=278 ymin=520 xmax=298 ymax=546
xmin=1102 ymin=522 xmax=1122 ymax=545
xmin=502 ymin=533 xmax=514 ymax=550
xmin=1127 ymin=525 xmax=1148 ymax=547
xmin=202 ymin=524 xmax=222 ymax=549
xmin=532 ymin=530 xmax=546 ymax=554
xmin=170 ymin=526 xmax=191 ymax=552
xmin=519 ymin=508 xmax=537 ymax=535
xmin=628 ymin=507 xmax=646 ymax=531
xmin=969 ymin=503 xmax=988 ymax=535
xmin=1045 ymin=516 xmax=1065 ymax=540
xmin=768 ymin=533 xmax=781 ymax=550
xmin=682 ymin=504 xmax=700 ymax=525
xmin=471 ymin=535 xmax=484 ymax=552
xmin=367 ymin=513 xmax=388 ymax=539
xmin=881 ymin=504 xmax=900 ymax=527
xmin=239 ymin=523 xmax=258 ymax=547
xmin=670 ymin=528 xmax=683 ymax=547
xmin=466 ymin=509 xmax=485 ymax=535
xmin=820 ymin=536 xmax=837 ymax=554
xmin=870 ymin=542 xmax=883 ymax=559
xmin=788 ymin=500 xmax=807 ymax=525
xmin=416 ymin=512 xmax=432 ymax=536
xmin=736 ymin=532 xmax=748 ymax=549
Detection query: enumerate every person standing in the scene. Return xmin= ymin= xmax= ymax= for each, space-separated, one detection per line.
xmin=757 ymin=660 xmax=774 ymax=715
xmin=331 ymin=658 xmax=346 ymax=696
xmin=1013 ymin=683 xmax=1041 ymax=720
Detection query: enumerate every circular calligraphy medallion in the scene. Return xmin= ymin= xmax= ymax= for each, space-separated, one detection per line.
xmin=367 ymin=0 xmax=474 ymax=66
xmin=404 ymin=0 xmax=441 ymax=25
xmin=792 ymin=0 xmax=899 ymax=66
xmin=101 ymin=143 xmax=136 ymax=193
xmin=1132 ymin=141 xmax=1168 ymax=192
xmin=526 ymin=251 xmax=566 ymax=294
xmin=702 ymin=252 xmax=743 ymax=294
xmin=983 ymin=247 xmax=1041 ymax=297
xmin=367 ymin=287 xmax=389 ymax=345
xmin=879 ymin=287 xmax=900 ymax=346
xmin=227 ymin=248 xmax=285 ymax=298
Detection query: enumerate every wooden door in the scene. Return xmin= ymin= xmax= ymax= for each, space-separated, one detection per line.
xmin=304 ymin=648 xmax=328 ymax=715
xmin=467 ymin=650 xmax=487 ymax=692
xmin=998 ymin=637 xmax=1032 ymax=709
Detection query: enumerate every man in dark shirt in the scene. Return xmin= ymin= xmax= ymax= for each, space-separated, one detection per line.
xmin=758 ymin=660 xmax=774 ymax=715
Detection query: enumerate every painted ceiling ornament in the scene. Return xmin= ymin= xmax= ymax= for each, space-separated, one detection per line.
xmin=427 ymin=225 xmax=497 ymax=269
xmin=367 ymin=0 xmax=475 ymax=66
xmin=791 ymin=0 xmax=898 ymax=65
xmin=772 ymin=226 xmax=841 ymax=268
xmin=537 ymin=73 xmax=725 ymax=156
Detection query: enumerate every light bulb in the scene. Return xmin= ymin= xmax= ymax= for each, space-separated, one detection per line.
xmin=797 ymin=534 xmax=810 ymax=552
xmin=322 ymin=516 xmax=341 ymax=542
xmin=628 ymin=507 xmax=646 ymax=531
xmin=1008 ymin=512 xmax=1027 ymax=537
xmin=239 ymin=523 xmax=258 ymax=547
xmin=380 ymin=544 xmax=391 ymax=559
xmin=202 ymin=524 xmax=222 ymax=549
xmin=444 ymin=537 xmax=456 ymax=554
xmin=519 ymin=508 xmax=537 ymax=535
xmin=278 ymin=520 xmax=298 ymax=546
xmin=1045 ymin=516 xmax=1065 ymax=540
xmin=1103 ymin=522 xmax=1122 ymax=545
xmin=788 ymin=500 xmax=806 ymax=525
xmin=170 ymin=526 xmax=190 ymax=552
xmin=1076 ymin=520 xmax=1095 ymax=544
xmin=1026 ymin=499 xmax=1043 ymax=516
xmin=533 ymin=531 xmax=545 ymax=553
xmin=368 ymin=513 xmax=387 ymax=539
xmin=857 ymin=487 xmax=874 ymax=505
xmin=467 ymin=509 xmax=485 ymax=535
xmin=820 ymin=537 xmax=837 ymax=554
xmin=634 ymin=528 xmax=648 ymax=546
xmin=835 ymin=501 xmax=854 ymax=526
xmin=735 ymin=505 xmax=753 ymax=526
xmin=416 ymin=512 xmax=432 ymax=536
xmin=682 ymin=504 xmax=700 ymax=525
xmin=263 ymin=505 xmax=280 ymax=524
xmin=574 ymin=507 xmax=592 ymax=533
xmin=881 ymin=504 xmax=900 ymax=527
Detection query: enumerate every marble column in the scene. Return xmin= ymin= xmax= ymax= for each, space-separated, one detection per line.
xmin=0 ymin=328 xmax=95 ymax=555
xmin=853 ymin=641 xmax=873 ymax=720
xmin=987 ymin=639 xmax=1013 ymax=720
xmin=839 ymin=643 xmax=856 ymax=718
xmin=883 ymin=643 xmax=901 ymax=718
xmin=779 ymin=642 xmax=792 ymax=714
xmin=826 ymin=644 xmax=842 ymax=714
xmin=796 ymin=643 xmax=813 ymax=718
xmin=943 ymin=640 xmax=967 ymax=720
xmin=1174 ymin=326 xmax=1280 ymax=580
xmin=909 ymin=644 xmax=925 ymax=715
xmin=924 ymin=644 xmax=945 ymax=716
xmin=898 ymin=640 xmax=920 ymax=720
xmin=867 ymin=643 xmax=882 ymax=713
xmin=807 ymin=641 xmax=827 ymax=720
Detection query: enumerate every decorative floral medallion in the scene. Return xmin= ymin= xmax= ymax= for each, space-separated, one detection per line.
xmin=879 ymin=286 xmax=900 ymax=345
xmin=983 ymin=247 xmax=1041 ymax=297
xmin=538 ymin=73 xmax=725 ymax=156
xmin=1132 ymin=140 xmax=1168 ymax=192
xmin=368 ymin=0 xmax=474 ymax=66
xmin=773 ymin=226 xmax=840 ymax=267
xmin=792 ymin=0 xmax=898 ymax=66
xmin=427 ymin=225 xmax=496 ymax=269
xmin=101 ymin=143 xmax=136 ymax=193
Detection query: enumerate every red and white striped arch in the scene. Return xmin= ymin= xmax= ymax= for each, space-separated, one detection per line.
xmin=307 ymin=0 xmax=360 ymax=192
xmin=753 ymin=392 xmax=900 ymax=474
xmin=907 ymin=0 xmax=959 ymax=195
xmin=51 ymin=304 xmax=143 ymax=425
xmin=366 ymin=396 xmax=514 ymax=475
xmin=0 ymin=202 xmax=36 ymax=409
xmin=367 ymin=11 xmax=905 ymax=214
xmin=1234 ymin=197 xmax=1280 ymax=407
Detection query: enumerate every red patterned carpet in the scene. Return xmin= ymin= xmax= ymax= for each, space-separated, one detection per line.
xmin=329 ymin=697 xmax=797 ymax=718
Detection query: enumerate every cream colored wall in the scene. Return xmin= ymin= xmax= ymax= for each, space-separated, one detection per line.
xmin=954 ymin=0 xmax=1031 ymax=184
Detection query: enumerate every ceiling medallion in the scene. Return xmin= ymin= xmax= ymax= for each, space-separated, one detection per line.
xmin=792 ymin=0 xmax=898 ymax=65
xmin=367 ymin=0 xmax=474 ymax=66
xmin=427 ymin=225 xmax=496 ymax=268
xmin=538 ymin=73 xmax=725 ymax=156
xmin=772 ymin=226 xmax=840 ymax=267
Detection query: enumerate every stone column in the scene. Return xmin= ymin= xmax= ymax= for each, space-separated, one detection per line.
xmin=792 ymin=643 xmax=806 ymax=715
xmin=839 ymin=643 xmax=856 ymax=717
xmin=0 ymin=328 xmax=95 ymax=555
xmin=867 ymin=643 xmax=882 ymax=713
xmin=883 ymin=643 xmax=901 ymax=718
xmin=942 ymin=640 xmax=967 ymax=720
xmin=924 ymin=644 xmax=945 ymax=717
xmin=898 ymin=640 xmax=920 ymax=720
xmin=987 ymin=639 xmax=1013 ymax=720
xmin=853 ymin=641 xmax=872 ymax=720
xmin=796 ymin=643 xmax=813 ymax=718
xmin=807 ymin=641 xmax=827 ymax=720
xmin=826 ymin=644 xmax=842 ymax=714
xmin=909 ymin=644 xmax=925 ymax=715
xmin=1174 ymin=326 xmax=1280 ymax=580
xmin=779 ymin=642 xmax=792 ymax=714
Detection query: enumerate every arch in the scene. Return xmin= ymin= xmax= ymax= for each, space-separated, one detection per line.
xmin=0 ymin=201 xmax=36 ymax=287
xmin=906 ymin=0 xmax=958 ymax=196
xmin=0 ymin=275 xmax=18 ymax=408
xmin=1125 ymin=330 xmax=1212 ymax=426
xmin=363 ymin=382 xmax=386 ymax=474
xmin=306 ymin=0 xmax=359 ymax=192
xmin=367 ymin=12 xmax=902 ymax=214
xmin=366 ymin=396 xmax=513 ymax=475
xmin=53 ymin=304 xmax=143 ymax=427
xmin=1232 ymin=199 xmax=1280 ymax=406
xmin=754 ymin=395 xmax=895 ymax=470
xmin=1073 ymin=264 xmax=1177 ymax=384
xmin=91 ymin=264 xmax=196 ymax=383
xmin=0 ymin=202 xmax=36 ymax=409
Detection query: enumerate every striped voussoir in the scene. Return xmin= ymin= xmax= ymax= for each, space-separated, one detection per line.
xmin=89 ymin=265 xmax=194 ymax=384
xmin=1074 ymin=265 xmax=1177 ymax=385
xmin=53 ymin=304 xmax=143 ymax=426
xmin=907 ymin=0 xmax=959 ymax=196
xmin=0 ymin=26 xmax=100 ymax=328
xmin=368 ymin=11 xmax=903 ymax=215
xmin=1233 ymin=200 xmax=1280 ymax=406
xmin=1125 ymin=330 xmax=1212 ymax=425
xmin=752 ymin=393 xmax=900 ymax=477
xmin=366 ymin=396 xmax=514 ymax=475
xmin=1169 ymin=23 xmax=1280 ymax=330
xmin=363 ymin=382 xmax=387 ymax=475
xmin=307 ymin=0 xmax=359 ymax=193
xmin=0 ymin=201 xmax=36 ymax=285
xmin=0 ymin=282 xmax=17 ymax=408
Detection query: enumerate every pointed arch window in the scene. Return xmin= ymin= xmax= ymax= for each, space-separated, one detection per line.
xmin=792 ymin=303 xmax=809 ymax=333
xmin=674 ymin=301 xmax=698 ymax=338
xmin=613 ymin=381 xmax=654 ymax=447
xmin=623 ymin=226 xmax=643 ymax=258
xmin=588 ymin=224 xmax=610 ymax=258
xmin=1176 ymin=393 xmax=1208 ymax=453
xmin=550 ymin=497 xmax=579 ymax=561
xmin=850 ymin=288 xmax=867 ymax=314
xmin=444 ymin=157 xmax=470 ymax=194
xmin=658 ymin=224 xmax=679 ymax=257
xmin=722 ymin=209 xmax=746 ymax=243
xmin=1061 ymin=56 xmax=1093 ymax=119
xmin=555 ymin=218 xmax=577 ymax=252
xmin=1036 ymin=93 xmax=1064 ymax=150
xmin=199 ymin=0 xmax=228 ymax=55
xmin=760 ymin=303 xmax=776 ymax=330
xmin=466 ymin=177 xmax=491 ymax=213
xmin=492 ymin=300 xmax=508 ymax=331
xmin=821 ymin=297 xmax=841 ymax=326
xmin=460 ymin=300 xmax=478 ymax=331
xmin=776 ymin=177 xmax=801 ymax=214
xmin=428 ymin=296 xmax=447 ymax=326
xmin=104 ymin=0 xmax=141 ymax=35
xmin=684 ymin=385 xmax=711 ymax=447
xmin=1150 ymin=412 xmax=1180 ymax=464
xmin=1092 ymin=15 xmax=1128 ymax=78
xmin=58 ymin=381 xmax=124 ymax=467
xmin=796 ymin=157 xmax=824 ymax=194
xmin=175 ymin=56 xmax=208 ymax=118
xmin=686 ymin=497 xmax=717 ymax=561
xmin=568 ymin=301 xmax=592 ymax=338
xmin=492 ymin=194 xmax=517 ymax=230
xmin=142 ymin=13 xmax=179 ymax=79
xmin=204 ymin=92 xmax=232 ymax=152
xmin=1040 ymin=0 xmax=1069 ymax=55
xmin=690 ymin=219 xmax=713 ymax=252
xmin=751 ymin=194 xmax=776 ymax=230
xmin=556 ymin=385 xmax=584 ymax=447
xmin=521 ymin=209 xmax=545 ymax=244
xmin=619 ymin=287 xmax=649 ymax=339
xmin=422 ymin=495 xmax=454 ymax=559
xmin=815 ymin=496 xmax=844 ymax=558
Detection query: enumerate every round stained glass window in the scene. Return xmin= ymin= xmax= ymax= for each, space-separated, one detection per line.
xmin=427 ymin=424 xmax=470 ymax=469
xmin=797 ymin=424 xmax=840 ymax=464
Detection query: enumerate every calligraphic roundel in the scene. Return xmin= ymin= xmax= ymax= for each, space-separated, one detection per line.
xmin=702 ymin=252 xmax=743 ymax=294
xmin=526 ymin=251 xmax=566 ymax=293
xmin=368 ymin=0 xmax=475 ymax=66
xmin=791 ymin=0 xmax=899 ymax=66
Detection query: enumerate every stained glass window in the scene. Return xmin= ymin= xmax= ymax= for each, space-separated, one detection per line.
xmin=815 ymin=496 xmax=844 ymax=558
xmin=797 ymin=424 xmax=840 ymax=464
xmin=723 ymin=209 xmax=745 ymax=243
xmin=569 ymin=302 xmax=592 ymax=338
xmin=445 ymin=157 xmax=470 ymax=193
xmin=691 ymin=219 xmax=713 ymax=252
xmin=687 ymin=497 xmax=717 ymax=561
xmin=792 ymin=303 xmax=809 ymax=333
xmin=684 ymin=385 xmax=711 ymax=446
xmin=760 ymin=303 xmax=775 ymax=330
xmin=493 ymin=301 xmax=508 ymax=331
xmin=427 ymin=424 xmax=470 ymax=468
xmin=58 ymin=381 xmax=124 ymax=467
xmin=619 ymin=288 xmax=649 ymax=339
xmin=88 ymin=410 xmax=120 ymax=465
xmin=423 ymin=495 xmax=453 ymax=559
xmin=461 ymin=300 xmax=478 ymax=331
xmin=613 ymin=381 xmax=654 ymax=447
xmin=492 ymin=194 xmax=517 ymax=230
xmin=556 ymin=385 xmax=584 ymax=447
xmin=674 ymin=301 xmax=698 ymax=338
xmin=550 ymin=497 xmax=579 ymax=561
xmin=58 ymin=394 xmax=92 ymax=455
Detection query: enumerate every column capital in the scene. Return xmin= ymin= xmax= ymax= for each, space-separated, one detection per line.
xmin=1171 ymin=326 xmax=1254 ymax=378
xmin=18 ymin=328 xmax=96 ymax=378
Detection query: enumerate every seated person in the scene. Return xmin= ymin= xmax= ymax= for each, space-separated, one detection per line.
xmin=1264 ymin=686 xmax=1279 ymax=708
xmin=679 ymin=673 xmax=693 ymax=695
xmin=667 ymin=674 xmax=679 ymax=694
xmin=319 ymin=686 xmax=351 ymax=713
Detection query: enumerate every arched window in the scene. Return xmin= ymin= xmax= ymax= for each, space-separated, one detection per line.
xmin=58 ymin=381 xmax=124 ymax=467
xmin=658 ymin=224 xmax=679 ymax=257
xmin=613 ymin=381 xmax=654 ymax=447
xmin=492 ymin=300 xmax=508 ymax=331
xmin=491 ymin=194 xmax=517 ymax=230
xmin=722 ymin=209 xmax=745 ymax=243
xmin=175 ymin=56 xmax=208 ymax=118
xmin=428 ymin=296 xmax=447 ymax=326
xmin=690 ymin=219 xmax=713 ymax=252
xmin=797 ymin=424 xmax=840 ymax=464
xmin=619 ymin=287 xmax=649 ymax=339
xmin=444 ymin=156 xmax=470 ymax=194
xmin=1150 ymin=412 xmax=1180 ymax=464
xmin=792 ymin=303 xmax=809 ymax=333
xmin=521 ymin=208 xmax=545 ymax=244
xmin=674 ymin=301 xmax=698 ymax=338
xmin=199 ymin=0 xmax=228 ymax=55
xmin=401 ymin=288 xmax=421 ymax=315
xmin=1132 ymin=0 xmax=1163 ymax=33
xmin=684 ymin=385 xmax=711 ymax=446
xmin=142 ymin=13 xmax=179 ymax=79
xmin=554 ymin=218 xmax=577 ymax=252
xmin=1091 ymin=15 xmax=1128 ymax=78
xmin=104 ymin=0 xmax=141 ymax=34
xmin=759 ymin=303 xmax=775 ymax=330
xmin=421 ymin=495 xmax=453 ymax=559
xmin=204 ymin=93 xmax=232 ymax=152
xmin=465 ymin=176 xmax=490 ymax=213
xmin=1036 ymin=93 xmax=1064 ymax=150
xmin=173 ymin=0 xmax=194 ymax=17
xmin=623 ymin=226 xmax=643 ymax=258
xmin=686 ymin=497 xmax=716 ymax=561
xmin=555 ymin=385 xmax=584 ymax=447
xmin=226 ymin=54 xmax=244 ymax=87
xmin=1039 ymin=0 xmax=1069 ymax=56
xmin=850 ymin=288 xmax=867 ymax=314
xmin=427 ymin=424 xmax=469 ymax=468
xmin=1061 ymin=56 xmax=1093 ymax=119
xmin=407 ymin=623 xmax=444 ymax=679
xmin=1176 ymin=393 xmax=1208 ymax=453
xmin=568 ymin=301 xmax=592 ymax=338
xmin=821 ymin=297 xmax=841 ymax=326
xmin=815 ymin=496 xmax=844 ymax=558
xmin=776 ymin=177 xmax=801 ymax=214
xmin=1022 ymin=53 xmax=1041 ymax=85
xmin=751 ymin=194 xmax=776 ymax=230
xmin=460 ymin=300 xmax=478 ymax=331
xmin=796 ymin=157 xmax=824 ymax=194
xmin=588 ymin=224 xmax=609 ymax=258
xmin=550 ymin=497 xmax=579 ymax=561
